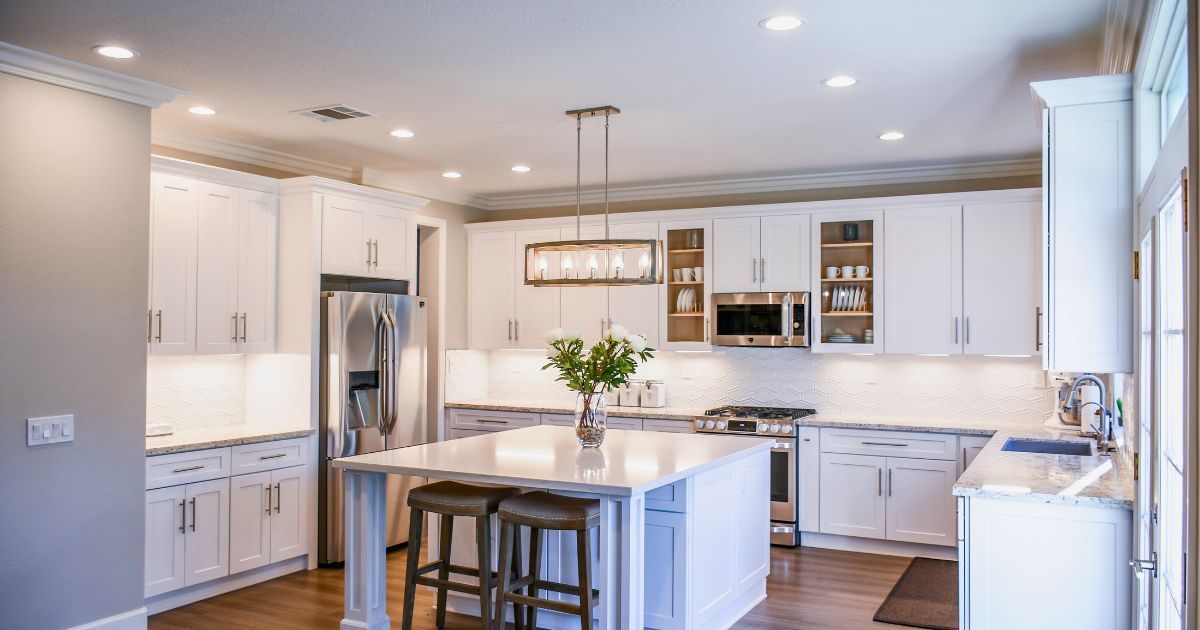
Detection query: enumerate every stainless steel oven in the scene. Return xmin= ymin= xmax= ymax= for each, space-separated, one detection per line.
xmin=711 ymin=292 xmax=809 ymax=347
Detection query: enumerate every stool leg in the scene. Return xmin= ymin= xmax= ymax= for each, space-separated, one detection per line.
xmin=511 ymin=526 xmax=525 ymax=630
xmin=436 ymin=513 xmax=453 ymax=628
xmin=493 ymin=520 xmax=513 ymax=630
xmin=401 ymin=507 xmax=424 ymax=630
xmin=526 ymin=527 xmax=541 ymax=630
xmin=576 ymin=529 xmax=594 ymax=630
xmin=476 ymin=515 xmax=493 ymax=630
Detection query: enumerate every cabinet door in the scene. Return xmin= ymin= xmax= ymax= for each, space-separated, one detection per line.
xmin=237 ymin=189 xmax=278 ymax=353
xmin=712 ymin=217 xmax=761 ymax=292
xmin=184 ymin=478 xmax=230 ymax=587
xmin=228 ymin=471 xmax=272 ymax=575
xmin=559 ymin=225 xmax=609 ymax=345
xmin=644 ymin=510 xmax=687 ymax=630
xmin=796 ymin=426 xmax=821 ymax=532
xmin=149 ymin=173 xmax=198 ymax=355
xmin=608 ymin=223 xmax=660 ymax=347
xmin=760 ymin=214 xmax=811 ymax=292
xmin=145 ymin=486 xmax=186 ymax=597
xmin=370 ymin=205 xmax=415 ymax=281
xmin=883 ymin=206 xmax=963 ymax=355
xmin=270 ymin=466 xmax=307 ymax=562
xmin=513 ymin=228 xmax=561 ymax=349
xmin=659 ymin=219 xmax=713 ymax=351
xmin=885 ymin=457 xmax=957 ymax=546
xmin=959 ymin=435 xmax=991 ymax=475
xmin=321 ymin=195 xmax=371 ymax=276
xmin=819 ymin=452 xmax=886 ymax=539
xmin=962 ymin=202 xmax=1040 ymax=356
xmin=810 ymin=210 xmax=884 ymax=353
xmin=195 ymin=182 xmax=240 ymax=354
xmin=468 ymin=231 xmax=516 ymax=349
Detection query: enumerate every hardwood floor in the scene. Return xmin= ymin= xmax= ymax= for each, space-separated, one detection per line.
xmin=149 ymin=544 xmax=913 ymax=629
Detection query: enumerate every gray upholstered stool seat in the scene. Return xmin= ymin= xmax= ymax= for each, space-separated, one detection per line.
xmin=498 ymin=490 xmax=601 ymax=530
xmin=408 ymin=480 xmax=522 ymax=517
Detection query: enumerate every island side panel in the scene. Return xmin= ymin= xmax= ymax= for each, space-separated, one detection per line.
xmin=341 ymin=470 xmax=392 ymax=630
xmin=598 ymin=492 xmax=647 ymax=630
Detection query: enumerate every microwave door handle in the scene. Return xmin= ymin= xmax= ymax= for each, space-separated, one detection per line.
xmin=783 ymin=295 xmax=793 ymax=342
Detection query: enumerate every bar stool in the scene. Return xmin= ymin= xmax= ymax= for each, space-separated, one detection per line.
xmin=493 ymin=491 xmax=601 ymax=630
xmin=401 ymin=480 xmax=525 ymax=630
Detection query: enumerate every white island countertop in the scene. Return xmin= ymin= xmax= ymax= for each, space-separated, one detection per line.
xmin=333 ymin=424 xmax=770 ymax=495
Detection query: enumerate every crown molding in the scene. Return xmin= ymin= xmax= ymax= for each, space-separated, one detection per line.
xmin=151 ymin=125 xmax=355 ymax=180
xmin=354 ymin=167 xmax=490 ymax=209
xmin=278 ymin=176 xmax=430 ymax=211
xmin=151 ymin=155 xmax=280 ymax=192
xmin=1030 ymin=74 xmax=1134 ymax=109
xmin=479 ymin=157 xmax=1042 ymax=211
xmin=0 ymin=40 xmax=184 ymax=107
xmin=1101 ymin=0 xmax=1150 ymax=74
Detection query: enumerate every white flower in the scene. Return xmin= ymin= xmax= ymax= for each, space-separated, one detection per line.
xmin=543 ymin=327 xmax=565 ymax=343
xmin=607 ymin=323 xmax=629 ymax=341
xmin=565 ymin=329 xmax=582 ymax=340
xmin=628 ymin=334 xmax=648 ymax=353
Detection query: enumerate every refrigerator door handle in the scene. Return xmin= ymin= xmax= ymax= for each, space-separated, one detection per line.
xmin=375 ymin=305 xmax=391 ymax=438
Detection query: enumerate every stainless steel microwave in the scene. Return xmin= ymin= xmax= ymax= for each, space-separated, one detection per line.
xmin=711 ymin=292 xmax=809 ymax=347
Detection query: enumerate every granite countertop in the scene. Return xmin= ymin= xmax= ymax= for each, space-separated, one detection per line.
xmin=445 ymin=399 xmax=708 ymax=421
xmin=797 ymin=413 xmax=1018 ymax=435
xmin=146 ymin=425 xmax=314 ymax=456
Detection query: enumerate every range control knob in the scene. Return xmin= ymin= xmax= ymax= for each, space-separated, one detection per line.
xmin=781 ymin=425 xmax=794 ymax=434
xmin=694 ymin=419 xmax=705 ymax=430
xmin=770 ymin=424 xmax=781 ymax=434
xmin=705 ymin=420 xmax=716 ymax=430
xmin=716 ymin=421 xmax=727 ymax=430
xmin=757 ymin=423 xmax=769 ymax=434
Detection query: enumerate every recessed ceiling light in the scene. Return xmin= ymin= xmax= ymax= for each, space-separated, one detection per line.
xmin=511 ymin=165 xmax=531 ymax=173
xmin=442 ymin=171 xmax=462 ymax=179
xmin=93 ymin=45 xmax=136 ymax=59
xmin=187 ymin=105 xmax=217 ymax=116
xmin=822 ymin=76 xmax=858 ymax=88
xmin=390 ymin=129 xmax=415 ymax=138
xmin=878 ymin=131 xmax=905 ymax=141
xmin=759 ymin=16 xmax=805 ymax=31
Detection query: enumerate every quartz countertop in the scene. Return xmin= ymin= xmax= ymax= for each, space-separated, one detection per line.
xmin=446 ymin=399 xmax=707 ymax=421
xmin=334 ymin=424 xmax=770 ymax=495
xmin=146 ymin=425 xmax=314 ymax=456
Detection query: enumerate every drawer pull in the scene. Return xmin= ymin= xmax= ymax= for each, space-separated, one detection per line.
xmin=475 ymin=419 xmax=509 ymax=424
xmin=861 ymin=441 xmax=909 ymax=447
xmin=259 ymin=453 xmax=287 ymax=460
xmin=172 ymin=465 xmax=205 ymax=473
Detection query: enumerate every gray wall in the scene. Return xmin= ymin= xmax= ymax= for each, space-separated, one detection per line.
xmin=0 ymin=73 xmax=150 ymax=628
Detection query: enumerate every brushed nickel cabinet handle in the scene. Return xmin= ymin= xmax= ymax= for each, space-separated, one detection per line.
xmin=366 ymin=240 xmax=373 ymax=266
xmin=1035 ymin=306 xmax=1043 ymax=351
xmin=155 ymin=310 xmax=163 ymax=343
xmin=173 ymin=465 xmax=204 ymax=473
xmin=265 ymin=485 xmax=272 ymax=515
xmin=476 ymin=418 xmax=509 ymax=424
xmin=231 ymin=312 xmax=239 ymax=342
xmin=147 ymin=309 xmax=154 ymax=343
xmin=705 ymin=317 xmax=709 ymax=342
xmin=877 ymin=468 xmax=882 ymax=496
xmin=954 ymin=316 xmax=959 ymax=344
xmin=965 ymin=316 xmax=970 ymax=345
xmin=761 ymin=258 xmax=766 ymax=283
xmin=240 ymin=313 xmax=247 ymax=342
xmin=189 ymin=497 xmax=196 ymax=532
xmin=179 ymin=499 xmax=186 ymax=534
xmin=515 ymin=320 xmax=520 ymax=342
xmin=274 ymin=483 xmax=281 ymax=513
xmin=372 ymin=240 xmax=379 ymax=266
xmin=258 ymin=453 xmax=287 ymax=460
xmin=861 ymin=441 xmax=908 ymax=447
xmin=888 ymin=469 xmax=893 ymax=496
xmin=507 ymin=319 xmax=513 ymax=341
xmin=752 ymin=257 xmax=757 ymax=282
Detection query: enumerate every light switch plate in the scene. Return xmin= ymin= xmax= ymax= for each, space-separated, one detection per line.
xmin=27 ymin=415 xmax=74 ymax=446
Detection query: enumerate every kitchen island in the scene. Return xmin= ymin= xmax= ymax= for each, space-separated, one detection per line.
xmin=333 ymin=424 xmax=772 ymax=630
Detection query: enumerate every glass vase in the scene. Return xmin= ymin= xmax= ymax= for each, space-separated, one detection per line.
xmin=574 ymin=388 xmax=608 ymax=448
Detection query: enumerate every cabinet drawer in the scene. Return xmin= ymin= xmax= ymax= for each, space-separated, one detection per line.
xmin=646 ymin=479 xmax=687 ymax=513
xmin=448 ymin=409 xmax=539 ymax=432
xmin=820 ymin=428 xmax=956 ymax=461
xmin=231 ymin=438 xmax=307 ymax=475
xmin=540 ymin=413 xmax=641 ymax=431
xmin=641 ymin=418 xmax=694 ymax=434
xmin=147 ymin=447 xmax=232 ymax=490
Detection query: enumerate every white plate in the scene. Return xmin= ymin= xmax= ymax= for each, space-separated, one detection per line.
xmin=836 ymin=287 xmax=845 ymax=311
xmin=852 ymin=287 xmax=862 ymax=311
xmin=682 ymin=289 xmax=691 ymax=312
xmin=676 ymin=289 xmax=684 ymax=313
xmin=686 ymin=288 xmax=696 ymax=312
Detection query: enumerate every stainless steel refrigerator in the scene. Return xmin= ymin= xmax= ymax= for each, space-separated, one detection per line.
xmin=319 ymin=291 xmax=427 ymax=564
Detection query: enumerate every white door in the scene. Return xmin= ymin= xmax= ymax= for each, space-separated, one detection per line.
xmin=608 ymin=222 xmax=660 ymax=347
xmin=1135 ymin=225 xmax=1156 ymax=629
xmin=270 ymin=466 xmax=307 ymax=562
xmin=884 ymin=206 xmax=963 ymax=355
xmin=885 ymin=457 xmax=957 ymax=546
xmin=321 ymin=195 xmax=371 ymax=276
xmin=513 ymin=228 xmax=561 ymax=349
xmin=184 ymin=478 xmax=229 ymax=587
xmin=149 ymin=173 xmax=198 ymax=355
xmin=712 ymin=217 xmax=761 ymax=293
xmin=559 ymin=225 xmax=609 ymax=345
xmin=237 ymin=189 xmax=277 ymax=353
xmin=228 ymin=471 xmax=271 ymax=575
xmin=818 ymin=452 xmax=886 ymax=539
xmin=370 ymin=205 xmax=415 ymax=281
xmin=194 ymin=182 xmax=240 ymax=354
xmin=963 ymin=202 xmax=1040 ymax=356
xmin=759 ymin=214 xmax=811 ymax=292
xmin=468 ymin=231 xmax=516 ymax=349
xmin=144 ymin=486 xmax=186 ymax=597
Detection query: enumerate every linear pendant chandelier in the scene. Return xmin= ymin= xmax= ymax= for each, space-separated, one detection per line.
xmin=524 ymin=106 xmax=663 ymax=287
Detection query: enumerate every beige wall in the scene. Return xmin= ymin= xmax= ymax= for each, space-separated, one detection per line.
xmin=1 ymin=73 xmax=151 ymax=627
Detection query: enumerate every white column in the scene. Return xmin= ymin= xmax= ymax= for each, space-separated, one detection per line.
xmin=341 ymin=469 xmax=391 ymax=630
xmin=597 ymin=492 xmax=646 ymax=629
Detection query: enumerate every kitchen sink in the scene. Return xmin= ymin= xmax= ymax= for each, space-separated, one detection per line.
xmin=1001 ymin=438 xmax=1096 ymax=456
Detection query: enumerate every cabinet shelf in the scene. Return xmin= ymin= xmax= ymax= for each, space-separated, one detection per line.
xmin=823 ymin=311 xmax=873 ymax=316
xmin=821 ymin=277 xmax=873 ymax=283
xmin=668 ymin=280 xmax=704 ymax=285
xmin=668 ymin=248 xmax=705 ymax=254
xmin=668 ymin=312 xmax=705 ymax=317
xmin=821 ymin=242 xmax=873 ymax=249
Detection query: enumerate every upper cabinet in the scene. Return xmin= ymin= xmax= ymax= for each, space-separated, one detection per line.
xmin=1032 ymin=75 xmax=1133 ymax=373
xmin=712 ymin=215 xmax=810 ymax=293
xmin=884 ymin=206 xmax=963 ymax=355
xmin=608 ymin=222 xmax=660 ymax=348
xmin=659 ymin=220 xmax=712 ymax=351
xmin=810 ymin=210 xmax=884 ymax=353
xmin=468 ymin=228 xmax=563 ymax=350
xmin=149 ymin=173 xmax=200 ymax=355
xmin=321 ymin=195 xmax=416 ymax=281
xmin=962 ymin=202 xmax=1041 ymax=356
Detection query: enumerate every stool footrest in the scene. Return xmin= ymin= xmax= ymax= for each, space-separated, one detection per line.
xmin=504 ymin=590 xmax=600 ymax=616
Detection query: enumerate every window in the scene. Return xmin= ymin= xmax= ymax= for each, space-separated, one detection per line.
xmin=1160 ymin=38 xmax=1188 ymax=144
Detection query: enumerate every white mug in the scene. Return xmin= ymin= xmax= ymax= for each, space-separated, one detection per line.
xmin=855 ymin=265 xmax=870 ymax=278
xmin=692 ymin=267 xmax=703 ymax=281
xmin=672 ymin=268 xmax=682 ymax=282
xmin=841 ymin=265 xmax=855 ymax=278
xmin=680 ymin=268 xmax=694 ymax=281
xmin=825 ymin=266 xmax=840 ymax=279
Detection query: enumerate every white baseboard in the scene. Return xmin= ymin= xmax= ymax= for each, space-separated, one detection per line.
xmin=800 ymin=531 xmax=957 ymax=560
xmin=68 ymin=607 xmax=147 ymax=630
xmin=145 ymin=555 xmax=309 ymax=615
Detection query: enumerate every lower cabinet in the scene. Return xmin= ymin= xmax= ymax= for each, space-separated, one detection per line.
xmin=145 ymin=478 xmax=231 ymax=597
xmin=644 ymin=510 xmax=687 ymax=629
xmin=229 ymin=465 xmax=308 ymax=574
xmin=819 ymin=453 xmax=887 ymax=539
xmin=959 ymin=435 xmax=990 ymax=474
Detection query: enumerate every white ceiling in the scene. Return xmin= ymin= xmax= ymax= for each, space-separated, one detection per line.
xmin=0 ymin=1 xmax=1109 ymax=208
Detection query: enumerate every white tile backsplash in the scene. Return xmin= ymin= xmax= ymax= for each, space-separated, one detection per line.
xmin=147 ymin=355 xmax=246 ymax=429
xmin=447 ymin=348 xmax=1056 ymax=423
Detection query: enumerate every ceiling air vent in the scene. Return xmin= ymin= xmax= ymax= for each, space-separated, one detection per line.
xmin=294 ymin=104 xmax=374 ymax=122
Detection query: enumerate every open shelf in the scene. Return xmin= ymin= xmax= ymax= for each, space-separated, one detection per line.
xmin=824 ymin=311 xmax=874 ymax=317
xmin=821 ymin=277 xmax=873 ymax=283
xmin=668 ymin=280 xmax=704 ymax=285
xmin=665 ymin=227 xmax=707 ymax=345
xmin=668 ymin=248 xmax=705 ymax=254
xmin=668 ymin=312 xmax=705 ymax=317
xmin=821 ymin=242 xmax=874 ymax=249
xmin=818 ymin=218 xmax=877 ymax=346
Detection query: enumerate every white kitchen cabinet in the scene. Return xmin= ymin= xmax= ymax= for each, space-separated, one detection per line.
xmin=959 ymin=435 xmax=991 ymax=474
xmin=447 ymin=408 xmax=539 ymax=434
xmin=269 ymin=466 xmax=307 ymax=562
xmin=819 ymin=452 xmax=887 ymax=539
xmin=321 ymin=195 xmax=416 ymax=281
xmin=236 ymin=188 xmax=278 ymax=353
xmin=884 ymin=457 xmax=957 ymax=545
xmin=642 ymin=418 xmax=694 ymax=433
xmin=796 ymin=426 xmax=820 ymax=532
xmin=369 ymin=205 xmax=415 ymax=280
xmin=644 ymin=509 xmax=687 ymax=630
xmin=810 ymin=210 xmax=884 ymax=353
xmin=183 ymin=477 xmax=230 ymax=587
xmin=962 ymin=202 xmax=1040 ymax=356
xmin=559 ymin=225 xmax=609 ymax=345
xmin=145 ymin=485 xmax=187 ymax=597
xmin=513 ymin=228 xmax=562 ymax=348
xmin=883 ymin=206 xmax=963 ymax=355
xmin=712 ymin=217 xmax=761 ymax=293
xmin=468 ymin=231 xmax=517 ymax=349
xmin=712 ymin=215 xmax=811 ymax=294
xmin=1032 ymin=75 xmax=1133 ymax=373
xmin=607 ymin=222 xmax=660 ymax=347
xmin=659 ymin=219 xmax=713 ymax=351
xmin=148 ymin=173 xmax=199 ymax=355
xmin=229 ymin=471 xmax=272 ymax=574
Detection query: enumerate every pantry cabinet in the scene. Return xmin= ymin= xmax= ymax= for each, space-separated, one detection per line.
xmin=712 ymin=215 xmax=810 ymax=293
xmin=321 ymin=195 xmax=416 ymax=281
xmin=883 ymin=206 xmax=963 ymax=355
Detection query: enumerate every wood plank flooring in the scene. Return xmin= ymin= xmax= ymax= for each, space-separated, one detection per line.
xmin=149 ymin=544 xmax=914 ymax=629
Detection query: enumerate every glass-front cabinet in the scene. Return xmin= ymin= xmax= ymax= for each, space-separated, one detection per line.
xmin=810 ymin=210 xmax=884 ymax=353
xmin=658 ymin=219 xmax=712 ymax=350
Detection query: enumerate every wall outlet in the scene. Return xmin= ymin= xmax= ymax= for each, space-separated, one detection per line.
xmin=27 ymin=414 xmax=74 ymax=446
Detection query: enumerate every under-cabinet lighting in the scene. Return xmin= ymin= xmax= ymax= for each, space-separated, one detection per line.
xmin=851 ymin=353 xmax=875 ymax=356
xmin=676 ymin=350 xmax=713 ymax=354
xmin=511 ymin=165 xmax=531 ymax=173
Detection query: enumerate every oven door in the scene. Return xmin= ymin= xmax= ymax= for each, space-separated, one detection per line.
xmin=711 ymin=292 xmax=808 ymax=347
xmin=769 ymin=438 xmax=796 ymax=523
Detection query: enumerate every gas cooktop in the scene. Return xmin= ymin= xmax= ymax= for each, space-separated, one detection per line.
xmin=703 ymin=405 xmax=817 ymax=420
xmin=694 ymin=406 xmax=817 ymax=436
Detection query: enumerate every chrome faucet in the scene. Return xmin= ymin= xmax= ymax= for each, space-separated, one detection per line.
xmin=1064 ymin=374 xmax=1113 ymax=453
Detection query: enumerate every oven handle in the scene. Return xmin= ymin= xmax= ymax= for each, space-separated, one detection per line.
xmin=771 ymin=441 xmax=794 ymax=450
xmin=770 ymin=525 xmax=796 ymax=534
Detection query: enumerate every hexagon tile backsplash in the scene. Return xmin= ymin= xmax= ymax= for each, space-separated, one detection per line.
xmin=147 ymin=355 xmax=246 ymax=429
xmin=446 ymin=348 xmax=1056 ymax=423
